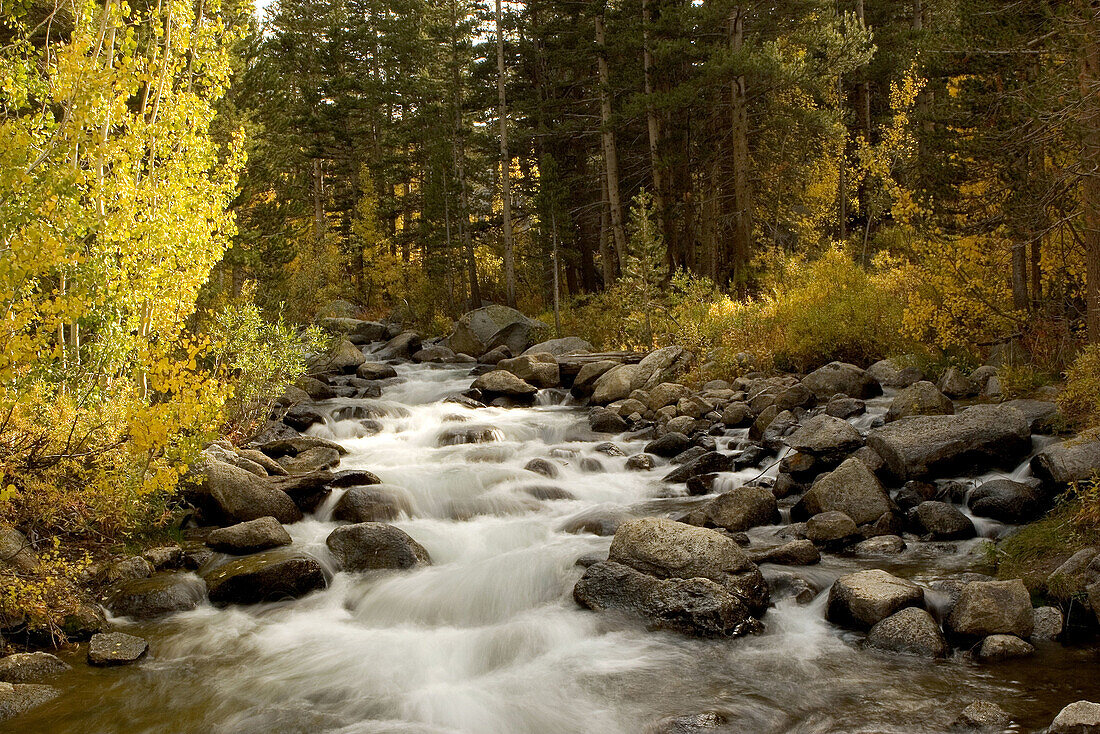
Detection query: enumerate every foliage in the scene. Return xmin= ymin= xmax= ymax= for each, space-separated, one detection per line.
xmin=620 ymin=190 xmax=667 ymax=347
xmin=1059 ymin=345 xmax=1100 ymax=431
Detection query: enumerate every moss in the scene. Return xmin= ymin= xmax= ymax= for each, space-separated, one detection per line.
xmin=995 ymin=501 xmax=1100 ymax=601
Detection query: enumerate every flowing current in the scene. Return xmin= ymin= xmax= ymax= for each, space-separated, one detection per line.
xmin=18 ymin=364 xmax=1100 ymax=734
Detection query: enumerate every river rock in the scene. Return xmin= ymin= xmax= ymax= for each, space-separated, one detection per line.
xmin=525 ymin=458 xmax=559 ymax=478
xmin=325 ymin=522 xmax=430 ymax=572
xmin=198 ymin=460 xmax=303 ymax=525
xmin=1032 ymin=438 xmax=1100 ymax=487
xmin=559 ymin=507 xmax=633 ymax=536
xmin=498 ymin=354 xmax=560 ymax=388
xmin=357 ymin=362 xmax=398 ymax=380
xmin=952 ymin=701 xmax=1012 ymax=730
xmin=0 ymin=653 xmax=69 ymax=683
xmin=976 ymin=634 xmax=1034 ymax=661
xmin=282 ymin=404 xmax=325 ymax=431
xmin=908 ymin=501 xmax=976 ymax=540
xmin=792 ymin=457 xmax=893 ymax=526
xmin=0 ymin=527 xmax=38 ymax=573
xmin=1049 ymin=701 xmax=1100 ymax=733
xmin=206 ymin=517 xmax=292 ymax=554
xmin=608 ymin=518 xmax=768 ymax=616
xmin=523 ymin=337 xmax=593 ymax=356
xmin=786 ymin=414 xmax=864 ymax=464
xmin=573 ymin=561 xmax=762 ymax=637
xmin=437 ymin=425 xmax=501 ymax=445
xmin=867 ymin=359 xmax=923 ymax=389
xmin=1032 ymin=606 xmax=1064 ymax=641
xmin=720 ymin=402 xmax=753 ymax=428
xmin=967 ymin=479 xmax=1048 ymax=524
xmin=107 ymin=572 xmax=205 ymax=620
xmin=471 ymin=370 xmax=538 ymax=400
xmin=311 ymin=338 xmax=366 ymax=375
xmin=373 ymin=330 xmax=422 ymax=360
xmin=104 ymin=556 xmax=154 ymax=585
xmin=886 ymin=381 xmax=954 ymax=422
xmin=826 ymin=569 xmax=924 ymax=630
xmin=570 ymin=360 xmax=618 ymax=397
xmin=258 ymin=435 xmax=348 ymax=458
xmin=854 ymin=535 xmax=907 ymax=555
xmin=663 ymin=451 xmax=733 ymax=484
xmin=805 ymin=511 xmax=859 ymax=546
xmin=703 ymin=486 xmax=780 ymax=532
xmin=625 ymin=454 xmax=655 ymax=471
xmin=867 ymin=404 xmax=1031 ymax=481
xmin=334 ymin=486 xmax=411 ymax=523
xmin=203 ymin=549 xmax=326 ymax=605
xmin=279 ymin=446 xmax=341 ymax=474
xmin=802 ymin=362 xmax=881 ymax=399
xmin=87 ymin=632 xmax=148 ymax=666
xmin=591 ymin=347 xmax=692 ymax=404
xmin=749 ymin=539 xmax=820 ymax=566
xmin=449 ymin=305 xmax=546 ymax=357
xmin=865 ymin=607 xmax=947 ymax=658
xmin=412 ymin=345 xmax=457 ymax=363
xmin=946 ymin=579 xmax=1033 ymax=641
xmin=939 ymin=367 xmax=978 ymax=398
xmin=826 ymin=396 xmax=866 ymax=419
xmin=646 ymin=383 xmax=692 ymax=412
xmin=590 ymin=408 xmax=628 ymax=434
xmin=0 ymin=683 xmax=60 ymax=721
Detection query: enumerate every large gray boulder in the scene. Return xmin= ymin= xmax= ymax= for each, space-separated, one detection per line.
xmin=333 ymin=485 xmax=411 ymax=523
xmin=1001 ymin=399 xmax=1062 ymax=433
xmin=471 ymin=370 xmax=538 ymax=399
xmin=107 ymin=572 xmax=206 ymax=620
xmin=946 ymin=579 xmax=1033 ymax=642
xmin=786 ymin=414 xmax=864 ymax=464
xmin=197 ymin=460 xmax=302 ymax=525
xmin=1031 ymin=438 xmax=1100 ymax=487
xmin=325 ymin=522 xmax=431 ymax=572
xmin=802 ymin=362 xmax=882 ymax=399
xmin=373 ymin=330 xmax=422 ymax=361
xmin=497 ymin=354 xmax=560 ymax=388
xmin=449 ymin=305 xmax=547 ymax=357
xmin=702 ymin=487 xmax=780 ymax=532
xmin=865 ymin=607 xmax=948 ymax=658
xmin=590 ymin=347 xmax=692 ymax=404
xmin=570 ymin=360 xmax=618 ymax=398
xmin=203 ymin=549 xmax=326 ymax=605
xmin=826 ymin=569 xmax=924 ymax=630
xmin=885 ymin=381 xmax=954 ymax=422
xmin=522 ymin=337 xmax=593 ymax=356
xmin=608 ymin=518 xmax=768 ymax=615
xmin=310 ymin=337 xmax=366 ymax=375
xmin=206 ymin=517 xmax=292 ymax=554
xmin=573 ymin=561 xmax=762 ymax=637
xmin=792 ymin=457 xmax=894 ymax=526
xmin=1049 ymin=701 xmax=1100 ymax=733
xmin=867 ymin=359 xmax=923 ymax=388
xmin=867 ymin=404 xmax=1031 ymax=481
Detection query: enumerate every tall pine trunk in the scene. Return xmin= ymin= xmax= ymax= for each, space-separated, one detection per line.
xmin=642 ymin=0 xmax=668 ymax=252
xmin=596 ymin=10 xmax=627 ymax=276
xmin=496 ymin=0 xmax=516 ymax=307
xmin=1082 ymin=0 xmax=1100 ymax=342
xmin=729 ymin=6 xmax=752 ymax=289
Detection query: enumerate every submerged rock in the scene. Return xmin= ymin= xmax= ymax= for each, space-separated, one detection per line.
xmin=0 ymin=653 xmax=70 ymax=683
xmin=951 ymin=701 xmax=1011 ymax=731
xmin=0 ymin=683 xmax=60 ymax=721
xmin=87 ymin=632 xmax=148 ymax=666
xmin=107 ymin=573 xmax=205 ymax=620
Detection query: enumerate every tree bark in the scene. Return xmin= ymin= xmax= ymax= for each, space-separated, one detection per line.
xmin=642 ymin=0 xmax=668 ymax=248
xmin=497 ymin=0 xmax=516 ymax=307
xmin=596 ymin=10 xmax=628 ymax=276
xmin=599 ymin=171 xmax=614 ymax=286
xmin=729 ymin=6 xmax=752 ymax=289
xmin=1082 ymin=0 xmax=1100 ymax=342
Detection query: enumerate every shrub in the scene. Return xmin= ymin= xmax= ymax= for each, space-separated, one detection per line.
xmin=1059 ymin=344 xmax=1100 ymax=431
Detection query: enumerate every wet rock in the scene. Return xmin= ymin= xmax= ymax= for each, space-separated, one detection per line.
xmin=237 ymin=449 xmax=289 ymax=477
xmin=749 ymin=539 xmax=820 ymax=566
xmin=786 ymin=414 xmax=864 ymax=464
xmin=278 ymin=446 xmax=341 ymax=474
xmin=886 ymin=381 xmax=954 ymax=422
xmin=197 ymin=460 xmax=302 ymax=525
xmin=282 ymin=404 xmax=325 ymax=431
xmin=868 ymin=359 xmax=923 ymax=389
xmin=826 ymin=569 xmax=925 ymax=630
xmin=867 ymin=404 xmax=1031 ymax=481
xmin=1049 ymin=701 xmax=1100 ymax=733
xmin=792 ymin=457 xmax=894 ymax=526
xmin=498 ymin=354 xmax=560 ymax=388
xmin=579 ymin=457 xmax=605 ymax=473
xmin=559 ymin=507 xmax=633 ymax=536
xmin=760 ymin=409 xmax=800 ymax=450
xmin=946 ymin=579 xmax=1033 ymax=641
xmin=590 ymin=408 xmax=628 ymax=434
xmin=521 ymin=485 xmax=575 ymax=501
xmin=766 ymin=570 xmax=821 ymax=604
xmin=894 ymin=481 xmax=937 ymax=512
xmin=571 ymin=360 xmax=618 ymax=398
xmin=311 ymin=337 xmax=367 ymax=375
xmin=1000 ymin=399 xmax=1061 ymax=434
xmin=608 ymin=518 xmax=769 ymax=616
xmin=805 ymin=511 xmax=858 ymax=547
xmin=703 ymin=486 xmax=780 ymax=532
xmin=295 ymin=376 xmax=336 ymax=400
xmin=802 ymin=361 xmax=882 ymax=399
xmin=854 ymin=535 xmax=907 ymax=555
xmin=967 ymin=479 xmax=1048 ymax=524
xmin=908 ymin=501 xmax=976 ymax=540
xmin=1031 ymin=606 xmax=1063 ymax=641
xmin=663 ymin=451 xmax=733 ymax=484
xmin=257 ymin=435 xmax=347 ymax=459
xmin=356 ymin=362 xmax=398 ymax=380
xmin=614 ymin=398 xmax=649 ymax=418
xmin=976 ymin=634 xmax=1034 ymax=662
xmin=939 ymin=367 xmax=977 ymax=398
xmin=573 ymin=561 xmax=762 ymax=637
xmin=951 ymin=701 xmax=1011 ymax=731
xmin=525 ymin=458 xmax=559 ymax=478
xmin=826 ymin=396 xmax=866 ymax=419
xmin=206 ymin=517 xmax=292 ymax=554
xmin=437 ymin=425 xmax=501 ymax=446
xmin=523 ymin=336 xmax=594 ymax=356
xmin=271 ymin=470 xmax=337 ymax=514
xmin=0 ymin=683 xmax=60 ymax=721
xmin=87 ymin=632 xmax=148 ymax=666
xmin=374 ymin=330 xmax=422 ymax=361
xmin=333 ymin=485 xmax=411 ymax=523
xmin=329 ymin=469 xmax=383 ymax=488
xmin=325 ymin=522 xmax=431 ymax=571
xmin=866 ymin=607 xmax=947 ymax=658
xmin=203 ymin=550 xmax=326 ymax=605
xmin=720 ymin=402 xmax=753 ymax=428
xmin=107 ymin=572 xmax=205 ymax=620
xmin=412 ymin=345 xmax=456 ymax=363
xmin=626 ymin=454 xmax=655 ymax=471
xmin=594 ymin=442 xmax=627 ymax=457
xmin=1031 ymin=438 xmax=1100 ymax=488
xmin=449 ymin=305 xmax=546 ymax=357
xmin=0 ymin=653 xmax=70 ymax=683
xmin=645 ymin=383 xmax=692 ymax=412
xmin=471 ymin=370 xmax=538 ymax=400
xmin=104 ymin=556 xmax=154 ymax=585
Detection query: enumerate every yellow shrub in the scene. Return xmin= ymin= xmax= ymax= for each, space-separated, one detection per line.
xmin=1060 ymin=345 xmax=1100 ymax=431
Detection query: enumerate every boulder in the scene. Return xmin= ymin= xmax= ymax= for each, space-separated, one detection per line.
xmin=976 ymin=634 xmax=1034 ymax=662
xmin=525 ymin=458 xmax=559 ymax=478
xmin=373 ymin=330 xmax=422 ymax=360
xmin=278 ymin=446 xmax=341 ymax=474
xmin=282 ymin=404 xmax=324 ymax=431
xmin=522 ymin=337 xmax=593 ymax=356
xmin=0 ymin=683 xmax=60 ymax=721
xmin=625 ymin=454 xmax=655 ymax=472
xmin=886 ymin=381 xmax=954 ymax=422
xmin=805 ymin=511 xmax=858 ymax=546
xmin=329 ymin=469 xmax=383 ymax=488
xmin=203 ymin=549 xmax=326 ymax=605
xmin=197 ymin=460 xmax=303 ymax=525
xmin=1031 ymin=438 xmax=1100 ymax=487
xmin=663 ymin=451 xmax=733 ymax=484
xmin=333 ymin=486 xmax=411 ymax=523
xmin=449 ymin=305 xmax=547 ymax=357
xmin=478 ymin=344 xmax=512 ymax=365
xmin=786 ymin=414 xmax=864 ymax=464
xmin=590 ymin=347 xmax=692 ymax=404
xmin=591 ymin=364 xmax=640 ymax=404
xmin=646 ymin=383 xmax=693 ymax=412
xmin=257 ymin=435 xmax=348 ymax=458
xmin=437 ymin=425 xmax=501 ymax=445
xmin=471 ymin=370 xmax=538 ymax=399
xmin=570 ymin=360 xmax=618 ymax=397
xmin=107 ymin=572 xmax=205 ymax=620
xmin=237 ymin=449 xmax=289 ymax=477
xmin=270 ymin=470 xmax=338 ymax=513
xmin=498 ymin=354 xmax=560 ymax=388
xmin=0 ymin=527 xmax=38 ymax=574
xmin=412 ymin=345 xmax=457 ymax=363
xmin=867 ymin=404 xmax=1031 ymax=481
xmin=720 ymin=402 xmax=753 ymax=428
xmin=865 ymin=607 xmax=948 ymax=658
xmin=938 ymin=367 xmax=977 ymax=398
xmin=792 ymin=457 xmax=893 ymax=526
xmin=967 ymin=479 xmax=1048 ymax=524
xmin=1000 ymin=399 xmax=1061 ymax=434
xmin=311 ymin=338 xmax=366 ymax=374
xmin=802 ymin=362 xmax=882 ymax=399
xmin=87 ymin=632 xmax=148 ymax=666
xmin=703 ymin=487 xmax=780 ymax=532
xmin=867 ymin=359 xmax=923 ymax=388
xmin=854 ymin=534 xmax=907 ymax=555
xmin=748 ymin=539 xmax=820 ymax=566
xmin=826 ymin=569 xmax=925 ymax=630
xmin=0 ymin=653 xmax=69 ymax=683
xmin=826 ymin=396 xmax=866 ymax=419
xmin=1031 ymin=606 xmax=1064 ymax=641
xmin=206 ymin=517 xmax=292 ymax=554
xmin=908 ymin=501 xmax=976 ymax=540
xmin=1049 ymin=701 xmax=1100 ymax=734
xmin=952 ymin=701 xmax=1012 ymax=731
xmin=946 ymin=579 xmax=1033 ymax=641
xmin=590 ymin=408 xmax=628 ymax=434
xmin=573 ymin=561 xmax=762 ymax=637
xmin=608 ymin=518 xmax=768 ymax=615
xmin=325 ymin=522 xmax=431 ymax=571
xmin=559 ymin=506 xmax=634 ymax=536
xmin=357 ymin=362 xmax=399 ymax=380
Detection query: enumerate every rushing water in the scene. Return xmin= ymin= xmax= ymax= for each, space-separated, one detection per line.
xmin=15 ymin=364 xmax=1100 ymax=734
